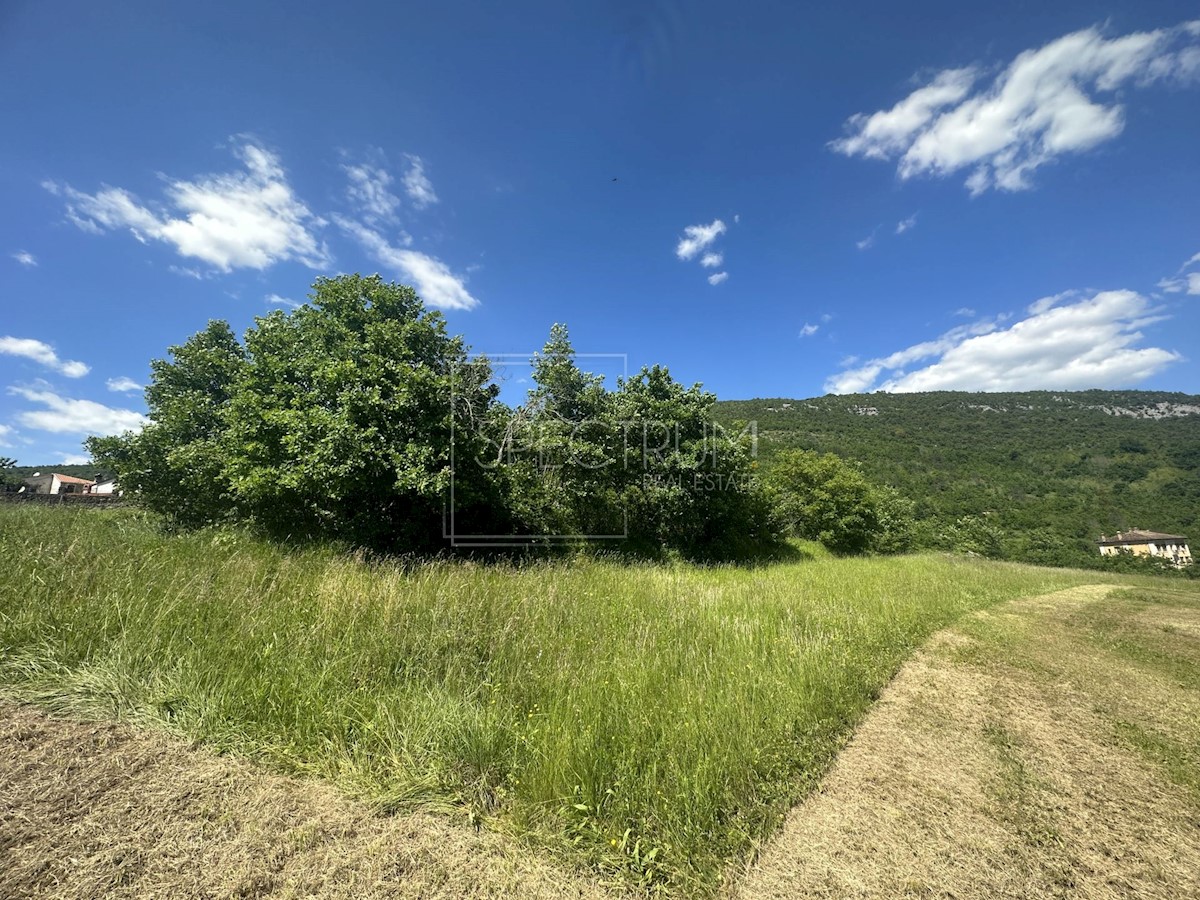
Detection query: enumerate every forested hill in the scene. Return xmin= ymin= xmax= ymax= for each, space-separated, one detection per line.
xmin=714 ymin=390 xmax=1200 ymax=567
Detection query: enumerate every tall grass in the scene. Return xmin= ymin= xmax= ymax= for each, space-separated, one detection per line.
xmin=0 ymin=505 xmax=1101 ymax=892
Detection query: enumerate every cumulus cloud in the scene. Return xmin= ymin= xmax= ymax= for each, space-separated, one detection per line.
xmin=9 ymin=385 xmax=147 ymax=435
xmin=676 ymin=219 xmax=726 ymax=260
xmin=832 ymin=21 xmax=1200 ymax=194
xmin=60 ymin=453 xmax=90 ymax=465
xmin=12 ymin=250 xmax=36 ymax=267
xmin=825 ymin=290 xmax=1178 ymax=393
xmin=46 ymin=141 xmax=330 ymax=272
xmin=0 ymin=336 xmax=89 ymax=377
xmin=800 ymin=323 xmax=819 ymax=337
xmin=0 ymin=423 xmax=13 ymax=446
xmin=335 ymin=217 xmax=479 ymax=310
xmin=677 ymin=218 xmax=732 ymax=284
xmin=106 ymin=376 xmax=143 ymax=393
xmin=402 ymin=155 xmax=439 ymax=209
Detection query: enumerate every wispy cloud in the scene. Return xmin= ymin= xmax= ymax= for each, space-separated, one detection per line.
xmin=12 ymin=250 xmax=36 ymax=267
xmin=895 ymin=214 xmax=918 ymax=234
xmin=800 ymin=323 xmax=819 ymax=337
xmin=343 ymin=153 xmax=401 ymax=226
xmin=105 ymin=376 xmax=143 ymax=394
xmin=265 ymin=293 xmax=300 ymax=308
xmin=45 ymin=140 xmax=331 ymax=272
xmin=335 ymin=217 xmax=478 ymax=310
xmin=832 ymin=21 xmax=1200 ymax=194
xmin=402 ymin=155 xmax=439 ymax=209
xmin=1157 ymin=249 xmax=1200 ymax=294
xmin=825 ymin=290 xmax=1178 ymax=393
xmin=856 ymin=229 xmax=878 ymax=250
xmin=0 ymin=336 xmax=89 ymax=378
xmin=9 ymin=385 xmax=146 ymax=435
xmin=707 ymin=271 xmax=729 ymax=286
xmin=953 ymin=306 xmax=976 ymax=317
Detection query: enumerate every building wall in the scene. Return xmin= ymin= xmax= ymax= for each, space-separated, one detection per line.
xmin=1100 ymin=540 xmax=1193 ymax=566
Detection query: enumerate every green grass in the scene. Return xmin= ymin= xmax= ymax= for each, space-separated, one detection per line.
xmin=0 ymin=505 xmax=1110 ymax=893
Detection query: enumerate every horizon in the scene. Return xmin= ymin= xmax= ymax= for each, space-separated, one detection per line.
xmin=3 ymin=0 xmax=1200 ymax=464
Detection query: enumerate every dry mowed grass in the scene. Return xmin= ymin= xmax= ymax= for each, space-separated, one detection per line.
xmin=734 ymin=585 xmax=1200 ymax=900
xmin=0 ymin=700 xmax=621 ymax=900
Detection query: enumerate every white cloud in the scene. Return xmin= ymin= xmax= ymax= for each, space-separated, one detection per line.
xmin=402 ymin=155 xmax=439 ymax=209
xmin=856 ymin=232 xmax=877 ymax=250
xmin=48 ymin=141 xmax=330 ymax=272
xmin=676 ymin=219 xmax=726 ymax=260
xmin=105 ymin=376 xmax=143 ymax=393
xmin=707 ymin=271 xmax=729 ymax=286
xmin=832 ymin=21 xmax=1200 ymax=193
xmin=335 ymin=217 xmax=479 ymax=310
xmin=700 ymin=251 xmax=723 ymax=268
xmin=896 ymin=214 xmax=918 ymax=234
xmin=1157 ymin=250 xmax=1200 ymax=294
xmin=343 ymin=155 xmax=401 ymax=225
xmin=0 ymin=336 xmax=89 ymax=377
xmin=0 ymin=423 xmax=13 ymax=446
xmin=953 ymin=307 xmax=977 ymax=317
xmin=9 ymin=386 xmax=147 ymax=435
xmin=12 ymin=250 xmax=37 ymax=267
xmin=800 ymin=323 xmax=819 ymax=337
xmin=265 ymin=293 xmax=300 ymax=308
xmin=825 ymin=290 xmax=1178 ymax=393
xmin=60 ymin=453 xmax=90 ymax=466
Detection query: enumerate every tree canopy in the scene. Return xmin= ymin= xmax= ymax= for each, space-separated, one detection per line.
xmin=87 ymin=277 xmax=787 ymax=557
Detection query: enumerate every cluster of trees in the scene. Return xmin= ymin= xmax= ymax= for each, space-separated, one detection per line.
xmin=91 ymin=275 xmax=912 ymax=558
xmin=717 ymin=391 xmax=1200 ymax=569
xmin=85 ymin=275 xmax=913 ymax=557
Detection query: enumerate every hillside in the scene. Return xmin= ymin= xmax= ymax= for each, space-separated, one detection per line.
xmin=714 ymin=390 xmax=1200 ymax=567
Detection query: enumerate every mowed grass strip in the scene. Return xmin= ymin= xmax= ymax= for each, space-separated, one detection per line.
xmin=0 ymin=505 xmax=1099 ymax=893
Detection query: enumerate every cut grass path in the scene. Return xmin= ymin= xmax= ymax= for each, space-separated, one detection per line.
xmin=0 ymin=505 xmax=1189 ymax=894
xmin=734 ymin=584 xmax=1200 ymax=900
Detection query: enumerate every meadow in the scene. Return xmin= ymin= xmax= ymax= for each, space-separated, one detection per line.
xmin=0 ymin=504 xmax=1127 ymax=892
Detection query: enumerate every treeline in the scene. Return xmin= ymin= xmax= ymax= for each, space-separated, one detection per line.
xmin=89 ymin=275 xmax=911 ymax=558
xmin=715 ymin=392 xmax=1200 ymax=571
xmin=83 ymin=276 xmax=921 ymax=557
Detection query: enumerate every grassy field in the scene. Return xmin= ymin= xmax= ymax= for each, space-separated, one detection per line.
xmin=0 ymin=504 xmax=1137 ymax=893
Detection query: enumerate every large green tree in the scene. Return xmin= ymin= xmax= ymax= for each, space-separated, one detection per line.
xmin=219 ymin=275 xmax=502 ymax=548
xmin=90 ymin=275 xmax=503 ymax=550
xmin=493 ymin=326 xmax=775 ymax=556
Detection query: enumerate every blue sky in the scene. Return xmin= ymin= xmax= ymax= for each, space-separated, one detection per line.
xmin=2 ymin=0 xmax=1199 ymax=465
